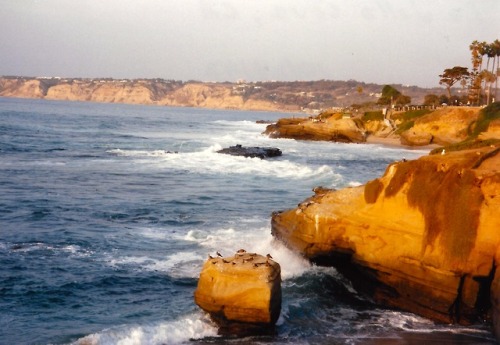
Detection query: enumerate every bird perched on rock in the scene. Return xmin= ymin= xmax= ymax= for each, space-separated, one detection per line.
xmin=236 ymin=249 xmax=246 ymax=254
xmin=216 ymin=251 xmax=223 ymax=257
xmin=208 ymin=254 xmax=214 ymax=259
xmin=266 ymin=254 xmax=273 ymax=259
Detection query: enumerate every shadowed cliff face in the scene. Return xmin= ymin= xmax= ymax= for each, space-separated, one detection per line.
xmin=271 ymin=145 xmax=500 ymax=326
xmin=384 ymin=158 xmax=484 ymax=265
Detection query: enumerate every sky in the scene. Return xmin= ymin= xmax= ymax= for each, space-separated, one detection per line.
xmin=1 ymin=0 xmax=499 ymax=88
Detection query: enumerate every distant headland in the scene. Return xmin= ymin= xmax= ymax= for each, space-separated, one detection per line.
xmin=0 ymin=76 xmax=446 ymax=113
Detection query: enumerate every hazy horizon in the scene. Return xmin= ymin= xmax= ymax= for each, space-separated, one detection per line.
xmin=1 ymin=0 xmax=499 ymax=88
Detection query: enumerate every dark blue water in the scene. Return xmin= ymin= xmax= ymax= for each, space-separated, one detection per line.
xmin=0 ymin=98 xmax=495 ymax=344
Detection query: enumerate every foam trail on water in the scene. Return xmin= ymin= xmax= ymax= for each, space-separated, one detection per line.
xmin=73 ymin=312 xmax=218 ymax=345
xmin=107 ymin=145 xmax=340 ymax=183
xmin=105 ymin=251 xmax=204 ymax=279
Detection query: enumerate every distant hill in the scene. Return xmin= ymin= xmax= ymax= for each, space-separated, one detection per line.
xmin=0 ymin=76 xmax=449 ymax=112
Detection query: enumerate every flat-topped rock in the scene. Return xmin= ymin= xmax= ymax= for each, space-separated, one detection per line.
xmin=194 ymin=251 xmax=281 ymax=331
xmin=263 ymin=115 xmax=367 ymax=143
xmin=217 ymin=144 xmax=282 ymax=159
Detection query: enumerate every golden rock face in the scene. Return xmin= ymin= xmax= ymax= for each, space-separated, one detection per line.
xmin=272 ymin=145 xmax=500 ymax=325
xmin=194 ymin=252 xmax=281 ymax=326
xmin=264 ymin=117 xmax=367 ymax=143
xmin=401 ymin=107 xmax=480 ymax=146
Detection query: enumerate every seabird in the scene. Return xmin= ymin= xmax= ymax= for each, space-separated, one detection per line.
xmin=441 ymin=149 xmax=446 ymax=155
xmin=216 ymin=251 xmax=223 ymax=257
xmin=236 ymin=249 xmax=246 ymax=254
xmin=208 ymin=254 xmax=214 ymax=259
xmin=266 ymin=254 xmax=273 ymax=259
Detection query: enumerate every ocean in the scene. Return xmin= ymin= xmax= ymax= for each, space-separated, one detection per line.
xmin=0 ymin=98 xmax=495 ymax=345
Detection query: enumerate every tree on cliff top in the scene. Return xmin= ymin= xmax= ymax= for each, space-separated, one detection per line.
xmin=439 ymin=66 xmax=469 ymax=99
xmin=467 ymin=40 xmax=500 ymax=105
xmin=377 ymin=85 xmax=411 ymax=106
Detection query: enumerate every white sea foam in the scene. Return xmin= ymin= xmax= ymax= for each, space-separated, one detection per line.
xmin=185 ymin=225 xmax=311 ymax=279
xmin=107 ymin=145 xmax=340 ymax=183
xmin=106 ymin=252 xmax=203 ymax=278
xmin=73 ymin=312 xmax=218 ymax=345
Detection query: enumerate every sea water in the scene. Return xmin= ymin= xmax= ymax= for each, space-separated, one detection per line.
xmin=0 ymin=98 xmax=495 ymax=345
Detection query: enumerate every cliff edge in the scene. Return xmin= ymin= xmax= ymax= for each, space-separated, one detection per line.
xmin=271 ymin=144 xmax=500 ymax=329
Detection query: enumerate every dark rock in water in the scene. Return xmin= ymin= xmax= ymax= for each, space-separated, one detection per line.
xmin=217 ymin=144 xmax=282 ymax=159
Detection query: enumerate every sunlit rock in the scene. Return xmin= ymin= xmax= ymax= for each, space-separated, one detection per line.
xmin=402 ymin=107 xmax=479 ymax=146
xmin=400 ymin=130 xmax=433 ymax=146
xmin=264 ymin=115 xmax=367 ymax=143
xmin=272 ymin=145 xmax=500 ymax=325
xmin=194 ymin=252 xmax=281 ymax=332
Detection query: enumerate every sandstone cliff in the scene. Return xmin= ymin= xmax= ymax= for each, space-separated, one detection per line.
xmin=264 ymin=114 xmax=367 ymax=143
xmin=400 ymin=107 xmax=480 ymax=146
xmin=271 ymin=144 xmax=500 ymax=327
xmin=0 ymin=77 xmax=444 ymax=112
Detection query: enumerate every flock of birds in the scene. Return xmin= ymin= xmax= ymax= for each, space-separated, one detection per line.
xmin=208 ymin=249 xmax=274 ymax=268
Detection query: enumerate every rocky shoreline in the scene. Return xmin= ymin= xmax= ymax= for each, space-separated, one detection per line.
xmin=265 ymin=103 xmax=500 ymax=340
xmin=271 ymin=145 xmax=500 ymax=324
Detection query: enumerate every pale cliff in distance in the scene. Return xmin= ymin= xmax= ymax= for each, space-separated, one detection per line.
xmin=0 ymin=76 xmax=444 ymax=112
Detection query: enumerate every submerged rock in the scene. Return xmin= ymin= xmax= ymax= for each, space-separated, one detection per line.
xmin=194 ymin=251 xmax=281 ymax=334
xmin=217 ymin=144 xmax=282 ymax=159
xmin=271 ymin=145 xmax=500 ymax=328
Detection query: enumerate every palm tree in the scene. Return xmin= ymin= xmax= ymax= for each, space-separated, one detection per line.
xmin=492 ymin=39 xmax=500 ymax=102
xmin=482 ymin=43 xmax=495 ymax=104
xmin=482 ymin=70 xmax=496 ymax=105
xmin=469 ymin=41 xmax=484 ymax=105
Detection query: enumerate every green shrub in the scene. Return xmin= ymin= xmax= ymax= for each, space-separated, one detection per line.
xmin=430 ymin=138 xmax=500 ymax=155
xmin=394 ymin=109 xmax=431 ymax=122
xmin=362 ymin=111 xmax=383 ymax=121
xmin=470 ymin=102 xmax=500 ymax=138
xmin=395 ymin=120 xmax=415 ymax=135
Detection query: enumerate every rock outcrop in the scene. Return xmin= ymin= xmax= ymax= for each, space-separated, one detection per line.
xmin=217 ymin=145 xmax=282 ymax=159
xmin=271 ymin=145 xmax=500 ymax=326
xmin=264 ymin=116 xmax=367 ymax=143
xmin=400 ymin=107 xmax=479 ymax=146
xmin=194 ymin=252 xmax=281 ymax=332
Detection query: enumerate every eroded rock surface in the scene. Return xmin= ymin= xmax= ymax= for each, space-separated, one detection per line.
xmin=400 ymin=107 xmax=479 ymax=146
xmin=194 ymin=252 xmax=281 ymax=329
xmin=264 ymin=116 xmax=367 ymax=143
xmin=271 ymin=145 xmax=500 ymax=326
